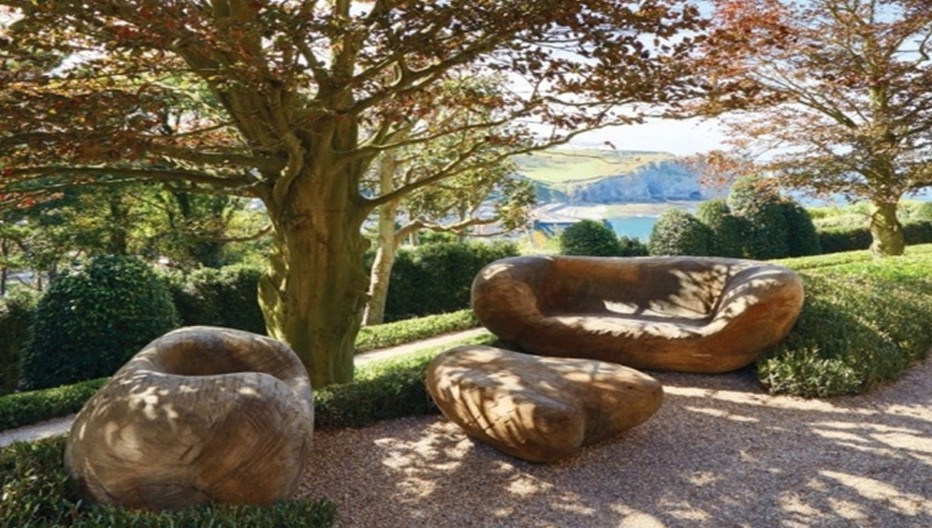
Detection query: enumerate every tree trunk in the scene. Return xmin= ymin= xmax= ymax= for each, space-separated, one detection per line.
xmin=106 ymin=190 xmax=130 ymax=255
xmin=1 ymin=238 xmax=8 ymax=296
xmin=258 ymin=165 xmax=371 ymax=388
xmin=363 ymin=148 xmax=407 ymax=326
xmin=363 ymin=198 xmax=400 ymax=326
xmin=868 ymin=200 xmax=905 ymax=257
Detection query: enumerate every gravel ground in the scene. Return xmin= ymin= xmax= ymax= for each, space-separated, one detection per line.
xmin=300 ymin=357 xmax=932 ymax=528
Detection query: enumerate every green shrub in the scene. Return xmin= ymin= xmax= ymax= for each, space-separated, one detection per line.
xmin=356 ymin=309 xmax=478 ymax=352
xmin=904 ymin=220 xmax=932 ymax=245
xmin=383 ymin=241 xmax=518 ymax=321
xmin=817 ymin=226 xmax=873 ymax=254
xmin=0 ymin=378 xmax=107 ymax=430
xmin=0 ymin=437 xmax=338 ymax=528
xmin=726 ymin=175 xmax=791 ymax=259
xmin=316 ymin=353 xmax=438 ymax=429
xmin=170 ymin=264 xmax=266 ymax=334
xmin=761 ymin=246 xmax=932 ymax=397
xmin=695 ymin=198 xmax=745 ymax=258
xmin=559 ymin=219 xmax=621 ymax=256
xmin=617 ymin=235 xmax=650 ymax=257
xmin=19 ymin=256 xmax=179 ymax=390
xmin=781 ymin=202 xmax=822 ymax=257
xmin=317 ymin=332 xmax=496 ymax=429
xmin=0 ymin=289 xmax=39 ymax=394
xmin=647 ymin=209 xmax=713 ymax=256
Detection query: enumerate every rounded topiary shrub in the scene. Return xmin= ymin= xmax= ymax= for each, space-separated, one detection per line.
xmin=647 ymin=209 xmax=713 ymax=256
xmin=618 ymin=235 xmax=649 ymax=257
xmin=696 ymin=198 xmax=746 ymax=258
xmin=172 ymin=264 xmax=266 ymax=334
xmin=19 ymin=255 xmax=179 ymax=390
xmin=0 ymin=289 xmax=39 ymax=394
xmin=559 ymin=219 xmax=621 ymax=256
xmin=782 ymin=202 xmax=822 ymax=257
xmin=727 ymin=175 xmax=790 ymax=259
xmin=383 ymin=240 xmax=519 ymax=321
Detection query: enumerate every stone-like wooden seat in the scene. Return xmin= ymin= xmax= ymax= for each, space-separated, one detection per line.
xmin=65 ymin=326 xmax=314 ymax=511
xmin=472 ymin=256 xmax=804 ymax=373
xmin=426 ymin=345 xmax=663 ymax=463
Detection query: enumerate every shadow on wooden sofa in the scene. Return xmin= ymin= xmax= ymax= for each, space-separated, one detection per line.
xmin=471 ymin=255 xmax=804 ymax=373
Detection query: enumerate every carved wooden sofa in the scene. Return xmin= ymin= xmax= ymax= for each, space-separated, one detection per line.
xmin=471 ymin=256 xmax=804 ymax=373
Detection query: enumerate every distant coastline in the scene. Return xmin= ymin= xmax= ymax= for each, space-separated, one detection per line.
xmin=530 ymin=200 xmax=706 ymax=240
xmin=534 ymin=200 xmax=702 ymax=220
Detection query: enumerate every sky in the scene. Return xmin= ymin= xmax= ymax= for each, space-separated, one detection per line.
xmin=568 ymin=117 xmax=730 ymax=156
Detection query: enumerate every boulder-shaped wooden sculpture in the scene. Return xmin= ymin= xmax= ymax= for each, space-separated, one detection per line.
xmin=65 ymin=326 xmax=314 ymax=511
xmin=426 ymin=345 xmax=663 ymax=462
xmin=472 ymin=255 xmax=804 ymax=373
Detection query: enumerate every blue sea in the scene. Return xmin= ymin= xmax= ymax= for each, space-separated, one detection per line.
xmin=606 ymin=216 xmax=659 ymax=241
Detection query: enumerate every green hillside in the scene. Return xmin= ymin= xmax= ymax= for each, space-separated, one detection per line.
xmin=514 ymin=148 xmax=676 ymax=184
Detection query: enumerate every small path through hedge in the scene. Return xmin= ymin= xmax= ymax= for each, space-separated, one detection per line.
xmin=0 ymin=327 xmax=489 ymax=448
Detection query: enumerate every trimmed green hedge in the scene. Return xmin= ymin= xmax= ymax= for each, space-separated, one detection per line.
xmin=696 ymin=198 xmax=744 ymax=258
xmin=4 ymin=246 xmax=931 ymax=433
xmin=0 ymin=331 xmax=495 ymax=433
xmin=559 ymin=219 xmax=623 ymax=256
xmin=648 ymin=209 xmax=713 ymax=256
xmin=817 ymin=220 xmax=932 ymax=254
xmin=0 ymin=437 xmax=338 ymax=528
xmin=0 ymin=378 xmax=108 ymax=431
xmin=169 ymin=264 xmax=267 ymax=335
xmin=382 ymin=241 xmax=519 ymax=321
xmin=817 ymin=225 xmax=873 ymax=254
xmin=355 ymin=309 xmax=478 ymax=352
xmin=318 ymin=332 xmax=495 ymax=429
xmin=0 ymin=290 xmax=38 ymax=395
xmin=763 ymin=244 xmax=932 ymax=397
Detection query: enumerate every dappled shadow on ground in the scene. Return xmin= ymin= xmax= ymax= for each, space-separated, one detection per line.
xmin=299 ymin=358 xmax=932 ymax=528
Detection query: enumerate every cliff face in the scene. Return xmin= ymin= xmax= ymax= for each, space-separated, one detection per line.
xmin=556 ymin=160 xmax=709 ymax=204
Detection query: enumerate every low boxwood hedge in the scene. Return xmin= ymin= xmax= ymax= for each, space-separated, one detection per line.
xmin=817 ymin=220 xmax=932 ymax=254
xmin=762 ymin=244 xmax=932 ymax=397
xmin=318 ymin=332 xmax=495 ymax=429
xmin=355 ymin=309 xmax=478 ymax=353
xmin=0 ymin=437 xmax=338 ymax=527
xmin=0 ymin=378 xmax=107 ymax=431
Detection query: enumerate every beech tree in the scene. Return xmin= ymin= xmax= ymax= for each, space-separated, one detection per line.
xmin=362 ymin=76 xmax=535 ymax=325
xmin=0 ymin=1 xmax=707 ymax=386
xmin=363 ymin=149 xmax=534 ymax=325
xmin=702 ymin=0 xmax=932 ymax=256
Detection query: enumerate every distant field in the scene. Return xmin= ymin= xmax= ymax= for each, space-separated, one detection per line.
xmin=514 ymin=148 xmax=676 ymax=184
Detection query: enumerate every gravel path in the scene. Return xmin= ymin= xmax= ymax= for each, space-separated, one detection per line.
xmin=300 ymin=357 xmax=932 ymax=528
